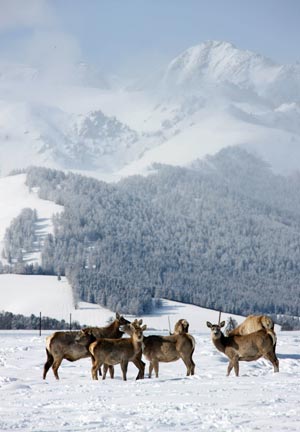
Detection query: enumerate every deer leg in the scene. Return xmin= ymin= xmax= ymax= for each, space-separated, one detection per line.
xmin=132 ymin=357 xmax=145 ymax=380
xmin=91 ymin=359 xmax=101 ymax=380
xmin=108 ymin=365 xmax=115 ymax=378
xmin=227 ymin=359 xmax=234 ymax=376
xmin=233 ymin=360 xmax=239 ymax=376
xmin=148 ymin=362 xmax=153 ymax=378
xmin=264 ymin=351 xmax=279 ymax=373
xmin=191 ymin=357 xmax=196 ymax=375
xmin=43 ymin=349 xmax=54 ymax=379
xmin=181 ymin=354 xmax=195 ymax=376
xmin=120 ymin=361 xmax=128 ymax=381
xmin=153 ymin=360 xmax=159 ymax=378
xmin=227 ymin=354 xmax=239 ymax=376
xmin=181 ymin=357 xmax=191 ymax=376
xmin=52 ymin=357 xmax=63 ymax=380
xmin=102 ymin=364 xmax=108 ymax=380
xmin=102 ymin=364 xmax=114 ymax=379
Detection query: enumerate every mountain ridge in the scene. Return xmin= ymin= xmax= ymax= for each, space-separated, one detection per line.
xmin=1 ymin=40 xmax=300 ymax=178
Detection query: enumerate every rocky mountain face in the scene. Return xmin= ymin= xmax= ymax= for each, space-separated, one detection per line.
xmin=0 ymin=41 xmax=300 ymax=178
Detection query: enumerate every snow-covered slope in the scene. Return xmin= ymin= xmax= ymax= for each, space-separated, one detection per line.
xmin=1 ymin=41 xmax=300 ymax=178
xmin=118 ymin=106 xmax=300 ymax=177
xmin=0 ymin=273 xmax=245 ymax=331
xmin=0 ymin=174 xmax=63 ymax=263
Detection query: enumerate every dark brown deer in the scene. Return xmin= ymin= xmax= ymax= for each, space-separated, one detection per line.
xmin=227 ymin=315 xmax=274 ymax=336
xmin=207 ymin=320 xmax=279 ymax=376
xmin=89 ymin=322 xmax=147 ymax=381
xmin=43 ymin=313 xmax=130 ymax=380
xmin=122 ymin=319 xmax=195 ymax=378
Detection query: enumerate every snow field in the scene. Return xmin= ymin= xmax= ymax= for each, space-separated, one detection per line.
xmin=0 ymin=274 xmax=247 ymax=331
xmin=0 ymin=330 xmax=299 ymax=431
xmin=0 ymin=273 xmax=298 ymax=431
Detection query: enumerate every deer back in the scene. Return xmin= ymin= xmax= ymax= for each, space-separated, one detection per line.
xmin=228 ymin=315 xmax=274 ymax=336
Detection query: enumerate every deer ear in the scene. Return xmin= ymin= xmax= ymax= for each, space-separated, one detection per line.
xmin=116 ymin=312 xmax=121 ymax=320
xmin=206 ymin=321 xmax=212 ymax=328
xmin=138 ymin=319 xmax=143 ymax=325
xmin=141 ymin=325 xmax=147 ymax=331
xmin=220 ymin=321 xmax=226 ymax=327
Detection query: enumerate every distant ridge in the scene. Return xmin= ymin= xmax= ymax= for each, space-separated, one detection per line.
xmin=1 ymin=40 xmax=300 ymax=177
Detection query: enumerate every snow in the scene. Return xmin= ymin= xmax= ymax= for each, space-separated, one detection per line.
xmin=0 ymin=273 xmax=298 ymax=431
xmin=163 ymin=40 xmax=281 ymax=91
xmin=1 ymin=41 xmax=300 ymax=178
xmin=117 ymin=107 xmax=300 ymax=177
xmin=0 ymin=330 xmax=299 ymax=432
xmin=0 ymin=174 xmax=63 ymax=263
xmin=0 ymin=273 xmax=245 ymax=331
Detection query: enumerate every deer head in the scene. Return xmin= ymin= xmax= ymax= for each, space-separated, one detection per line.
xmin=207 ymin=321 xmax=226 ymax=338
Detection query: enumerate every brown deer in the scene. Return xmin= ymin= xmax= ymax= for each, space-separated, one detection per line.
xmin=227 ymin=315 xmax=274 ymax=336
xmin=207 ymin=320 xmax=279 ymax=376
xmin=122 ymin=319 xmax=195 ymax=378
xmin=89 ymin=322 xmax=147 ymax=381
xmin=43 ymin=313 xmax=130 ymax=380
xmin=173 ymin=319 xmax=189 ymax=334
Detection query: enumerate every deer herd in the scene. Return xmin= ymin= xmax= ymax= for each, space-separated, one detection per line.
xmin=43 ymin=313 xmax=279 ymax=381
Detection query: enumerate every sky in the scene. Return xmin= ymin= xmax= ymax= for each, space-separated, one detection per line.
xmin=0 ymin=0 xmax=300 ymax=77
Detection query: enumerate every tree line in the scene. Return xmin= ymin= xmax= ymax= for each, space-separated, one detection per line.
xmin=0 ymin=311 xmax=81 ymax=330
xmin=1 ymin=147 xmax=300 ymax=318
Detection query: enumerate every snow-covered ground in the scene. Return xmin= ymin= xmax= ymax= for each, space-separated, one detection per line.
xmin=0 ymin=273 xmax=244 ymax=331
xmin=0 ymin=273 xmax=299 ymax=431
xmin=0 ymin=328 xmax=299 ymax=431
xmin=0 ymin=174 xmax=63 ymax=263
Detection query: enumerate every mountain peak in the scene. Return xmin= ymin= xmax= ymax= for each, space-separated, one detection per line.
xmin=163 ymin=40 xmax=277 ymax=90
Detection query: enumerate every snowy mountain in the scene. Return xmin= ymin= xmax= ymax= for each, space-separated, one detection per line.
xmin=1 ymin=41 xmax=300 ymax=178
xmin=0 ymin=100 xmax=161 ymax=176
xmin=162 ymin=40 xmax=300 ymax=103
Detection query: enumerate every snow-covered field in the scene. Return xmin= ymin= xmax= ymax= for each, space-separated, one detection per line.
xmin=0 ymin=274 xmax=245 ymax=331
xmin=0 ymin=274 xmax=299 ymax=431
xmin=0 ymin=328 xmax=299 ymax=431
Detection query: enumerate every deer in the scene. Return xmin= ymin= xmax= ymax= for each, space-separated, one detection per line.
xmin=227 ymin=315 xmax=274 ymax=336
xmin=89 ymin=322 xmax=147 ymax=381
xmin=207 ymin=320 xmax=279 ymax=376
xmin=43 ymin=312 xmax=130 ymax=380
xmin=122 ymin=319 xmax=195 ymax=378
xmin=173 ymin=319 xmax=189 ymax=334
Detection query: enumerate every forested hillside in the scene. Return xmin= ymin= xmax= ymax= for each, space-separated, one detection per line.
xmin=2 ymin=147 xmax=300 ymax=316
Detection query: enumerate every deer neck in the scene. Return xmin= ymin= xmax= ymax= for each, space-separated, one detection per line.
xmin=108 ymin=320 xmax=123 ymax=338
xmin=132 ymin=336 xmax=143 ymax=353
xmin=212 ymin=333 xmax=227 ymax=354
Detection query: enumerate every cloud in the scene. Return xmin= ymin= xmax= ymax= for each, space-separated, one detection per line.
xmin=0 ymin=0 xmax=54 ymax=30
xmin=0 ymin=0 xmax=83 ymax=84
xmin=24 ymin=29 xmax=81 ymax=66
xmin=23 ymin=29 xmax=82 ymax=82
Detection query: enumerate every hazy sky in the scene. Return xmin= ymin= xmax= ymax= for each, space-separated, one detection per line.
xmin=0 ymin=0 xmax=300 ymax=76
